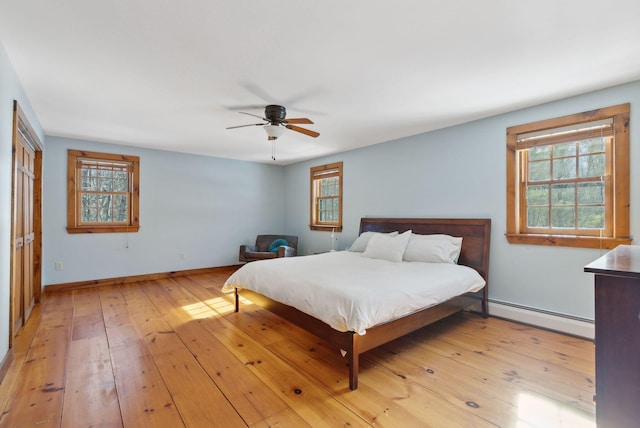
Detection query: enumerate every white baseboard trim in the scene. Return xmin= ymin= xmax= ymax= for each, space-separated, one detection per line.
xmin=488 ymin=301 xmax=594 ymax=340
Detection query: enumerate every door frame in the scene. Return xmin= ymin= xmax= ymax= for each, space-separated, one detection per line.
xmin=9 ymin=100 xmax=43 ymax=347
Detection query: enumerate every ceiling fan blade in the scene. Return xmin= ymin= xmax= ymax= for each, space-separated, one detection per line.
xmin=242 ymin=82 xmax=277 ymax=104
xmin=226 ymin=103 xmax=266 ymax=111
xmin=226 ymin=123 xmax=264 ymax=129
xmin=285 ymin=124 xmax=320 ymax=138
xmin=239 ymin=111 xmax=267 ymax=120
xmin=283 ymin=118 xmax=314 ymax=125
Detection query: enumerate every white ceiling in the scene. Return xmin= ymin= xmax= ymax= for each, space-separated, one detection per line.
xmin=1 ymin=1 xmax=640 ymax=165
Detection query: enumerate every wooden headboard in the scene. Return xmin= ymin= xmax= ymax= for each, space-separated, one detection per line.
xmin=359 ymin=218 xmax=492 ymax=282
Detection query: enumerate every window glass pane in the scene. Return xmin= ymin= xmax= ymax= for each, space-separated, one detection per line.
xmin=81 ymin=208 xmax=97 ymax=222
xmin=81 ymin=193 xmax=97 ymax=208
xmin=318 ymin=197 xmax=338 ymax=222
xmin=113 ymin=170 xmax=128 ymax=180
xmin=98 ymin=194 xmax=112 ymax=210
xmin=99 ymin=177 xmax=113 ymax=192
xmin=527 ymin=207 xmax=549 ymax=228
xmin=528 ymin=160 xmax=550 ymax=181
xmin=552 ymin=158 xmax=576 ymax=180
xmin=113 ymin=179 xmax=128 ymax=192
xmin=528 ymin=146 xmax=550 ymax=161
xmin=579 ymin=138 xmax=604 ymax=155
xmin=551 ymin=207 xmax=575 ymax=228
xmin=577 ymin=182 xmax=604 ymax=205
xmin=113 ymin=195 xmax=128 ymax=210
xmin=98 ymin=207 xmax=112 ymax=222
xmin=98 ymin=169 xmax=113 ymax=179
xmin=578 ymin=154 xmax=605 ymax=177
xmin=554 ymin=142 xmax=576 ymax=157
xmin=81 ymin=169 xmax=97 ymax=191
xmin=551 ymin=183 xmax=575 ymax=206
xmin=320 ymin=177 xmax=338 ymax=197
xmin=578 ymin=206 xmax=604 ymax=229
xmin=114 ymin=209 xmax=128 ymax=222
xmin=527 ymin=185 xmax=548 ymax=206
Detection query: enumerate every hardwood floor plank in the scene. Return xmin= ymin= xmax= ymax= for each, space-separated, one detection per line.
xmin=120 ymin=283 xmax=247 ymax=427
xmin=0 ymin=291 xmax=73 ymax=427
xmin=140 ymin=277 xmax=308 ymax=427
xmin=267 ymin=337 xmax=497 ymax=428
xmin=451 ymin=314 xmax=595 ymax=375
xmin=99 ymin=286 xmax=186 ymax=428
xmin=61 ymin=289 xmax=122 ymax=427
xmin=400 ymin=317 xmax=595 ymax=415
xmin=367 ymin=335 xmax=520 ymax=426
xmin=0 ymin=302 xmax=43 ymax=417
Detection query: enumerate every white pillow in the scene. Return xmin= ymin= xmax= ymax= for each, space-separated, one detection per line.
xmin=348 ymin=231 xmax=398 ymax=252
xmin=403 ymin=233 xmax=463 ymax=264
xmin=362 ymin=230 xmax=412 ymax=262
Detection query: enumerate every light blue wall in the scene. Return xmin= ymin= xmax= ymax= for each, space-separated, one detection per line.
xmin=43 ymin=137 xmax=286 ymax=285
xmin=0 ymin=41 xmax=44 ymax=365
xmin=284 ymin=81 xmax=640 ymax=320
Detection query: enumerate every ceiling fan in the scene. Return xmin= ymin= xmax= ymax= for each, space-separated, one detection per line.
xmin=226 ymin=105 xmax=320 ymax=141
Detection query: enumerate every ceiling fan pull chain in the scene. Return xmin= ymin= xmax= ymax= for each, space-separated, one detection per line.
xmin=272 ymin=139 xmax=276 ymax=160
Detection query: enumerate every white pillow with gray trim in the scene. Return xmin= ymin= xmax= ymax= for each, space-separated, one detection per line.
xmin=348 ymin=231 xmax=398 ymax=252
xmin=403 ymin=233 xmax=463 ymax=264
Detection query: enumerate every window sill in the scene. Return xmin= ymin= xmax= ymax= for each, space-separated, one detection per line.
xmin=505 ymin=233 xmax=631 ymax=249
xmin=310 ymin=225 xmax=343 ymax=232
xmin=67 ymin=225 xmax=140 ymax=234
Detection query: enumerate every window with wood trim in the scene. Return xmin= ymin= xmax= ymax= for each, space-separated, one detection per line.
xmin=506 ymin=104 xmax=630 ymax=249
xmin=310 ymin=161 xmax=343 ymax=232
xmin=67 ymin=150 xmax=140 ymax=234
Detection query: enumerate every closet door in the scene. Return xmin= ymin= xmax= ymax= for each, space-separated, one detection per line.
xmin=11 ymin=132 xmax=35 ymax=333
xmin=10 ymin=101 xmax=40 ymax=341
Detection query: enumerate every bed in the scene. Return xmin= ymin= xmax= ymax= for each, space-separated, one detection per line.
xmin=223 ymin=218 xmax=491 ymax=390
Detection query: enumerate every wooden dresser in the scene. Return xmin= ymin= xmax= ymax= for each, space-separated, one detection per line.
xmin=585 ymin=245 xmax=640 ymax=428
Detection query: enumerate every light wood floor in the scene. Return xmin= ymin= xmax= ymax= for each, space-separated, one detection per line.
xmin=0 ymin=268 xmax=595 ymax=427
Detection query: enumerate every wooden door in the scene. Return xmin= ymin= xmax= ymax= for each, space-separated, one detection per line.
xmin=10 ymin=101 xmax=41 ymax=342
xmin=11 ymin=127 xmax=36 ymax=333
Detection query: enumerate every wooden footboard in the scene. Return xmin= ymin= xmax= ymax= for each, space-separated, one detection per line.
xmin=233 ymin=218 xmax=491 ymax=390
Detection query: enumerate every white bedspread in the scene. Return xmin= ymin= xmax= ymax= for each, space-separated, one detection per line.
xmin=222 ymin=251 xmax=485 ymax=335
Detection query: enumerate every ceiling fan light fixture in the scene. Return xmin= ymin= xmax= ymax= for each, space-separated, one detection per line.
xmin=264 ymin=124 xmax=285 ymax=139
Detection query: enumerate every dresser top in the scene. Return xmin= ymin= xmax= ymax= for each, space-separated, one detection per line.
xmin=584 ymin=245 xmax=640 ymax=278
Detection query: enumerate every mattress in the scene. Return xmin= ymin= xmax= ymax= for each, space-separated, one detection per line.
xmin=223 ymin=251 xmax=485 ymax=335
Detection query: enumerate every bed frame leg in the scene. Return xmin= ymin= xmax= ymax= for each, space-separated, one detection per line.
xmin=235 ymin=288 xmax=240 ymax=313
xmin=348 ymin=335 xmax=359 ymax=390
xmin=481 ymin=288 xmax=489 ymax=318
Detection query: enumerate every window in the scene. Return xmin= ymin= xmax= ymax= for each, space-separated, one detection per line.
xmin=506 ymin=104 xmax=630 ymax=249
xmin=67 ymin=150 xmax=140 ymax=234
xmin=310 ymin=161 xmax=343 ymax=231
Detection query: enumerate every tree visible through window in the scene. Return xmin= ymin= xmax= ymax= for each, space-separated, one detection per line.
xmin=67 ymin=150 xmax=140 ymax=233
xmin=310 ymin=161 xmax=343 ymax=231
xmin=506 ymin=104 xmax=630 ymax=249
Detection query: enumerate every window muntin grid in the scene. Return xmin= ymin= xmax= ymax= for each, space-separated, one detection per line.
xmin=78 ymin=160 xmax=131 ymax=224
xmin=523 ymin=137 xmax=608 ymax=233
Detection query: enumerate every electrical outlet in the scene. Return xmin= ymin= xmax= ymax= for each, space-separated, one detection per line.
xmin=55 ymin=261 xmax=63 ymax=270
xmin=179 ymin=251 xmax=186 ymax=260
